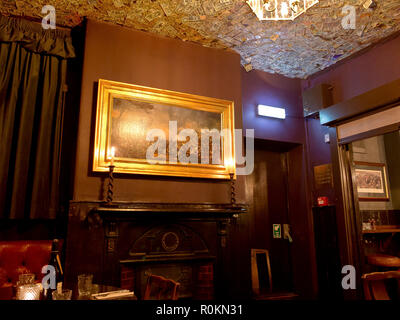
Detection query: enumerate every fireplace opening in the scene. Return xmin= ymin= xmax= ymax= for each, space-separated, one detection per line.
xmin=119 ymin=223 xmax=215 ymax=300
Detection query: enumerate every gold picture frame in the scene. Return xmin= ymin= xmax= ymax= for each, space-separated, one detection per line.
xmin=93 ymin=79 xmax=236 ymax=179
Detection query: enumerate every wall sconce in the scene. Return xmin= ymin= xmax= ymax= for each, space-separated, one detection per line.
xmin=258 ymin=105 xmax=286 ymax=119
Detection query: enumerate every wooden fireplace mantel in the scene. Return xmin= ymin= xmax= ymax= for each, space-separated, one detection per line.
xmin=91 ymin=202 xmax=248 ymax=219
xmin=66 ymin=201 xmax=247 ymax=297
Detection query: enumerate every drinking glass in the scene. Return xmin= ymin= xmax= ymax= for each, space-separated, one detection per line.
xmin=18 ymin=273 xmax=35 ymax=285
xmin=91 ymin=284 xmax=100 ymax=295
xmin=52 ymin=289 xmax=72 ymax=300
xmin=78 ymin=274 xmax=93 ymax=296
xmin=16 ymin=283 xmax=42 ymax=300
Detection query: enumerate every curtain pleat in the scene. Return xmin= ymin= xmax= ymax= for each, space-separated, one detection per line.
xmin=0 ymin=15 xmax=73 ymax=219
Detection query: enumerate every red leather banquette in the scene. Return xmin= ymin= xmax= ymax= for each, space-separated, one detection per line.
xmin=0 ymin=240 xmax=59 ymax=300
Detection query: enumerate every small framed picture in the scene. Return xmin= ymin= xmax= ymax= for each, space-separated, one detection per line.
xmin=354 ymin=162 xmax=389 ymax=201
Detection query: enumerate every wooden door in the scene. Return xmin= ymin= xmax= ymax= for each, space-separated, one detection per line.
xmin=248 ymin=145 xmax=294 ymax=293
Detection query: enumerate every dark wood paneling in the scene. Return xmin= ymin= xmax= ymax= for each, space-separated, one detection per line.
xmin=64 ymin=202 xmax=105 ymax=287
xmin=312 ymin=206 xmax=343 ymax=299
xmin=287 ymin=144 xmax=318 ymax=298
xmin=250 ymin=147 xmax=292 ymax=291
xmin=246 ymin=141 xmax=317 ymax=298
xmin=0 ymin=219 xmax=65 ymax=241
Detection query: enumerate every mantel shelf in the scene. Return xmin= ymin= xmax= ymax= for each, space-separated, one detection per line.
xmin=120 ymin=254 xmax=215 ymax=265
xmin=91 ymin=202 xmax=248 ymax=219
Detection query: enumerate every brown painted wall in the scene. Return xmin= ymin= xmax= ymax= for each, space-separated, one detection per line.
xmin=242 ymin=69 xmax=305 ymax=144
xmin=73 ymin=20 xmax=244 ymax=203
xmin=302 ymin=34 xmax=400 ymax=105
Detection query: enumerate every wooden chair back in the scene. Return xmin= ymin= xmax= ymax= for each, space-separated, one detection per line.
xmin=362 ymin=271 xmax=400 ymax=300
xmin=143 ymin=274 xmax=180 ymax=300
xmin=251 ymin=249 xmax=272 ymax=295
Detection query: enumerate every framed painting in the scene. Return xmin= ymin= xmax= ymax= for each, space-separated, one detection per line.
xmin=354 ymin=162 xmax=389 ymax=201
xmin=93 ymin=79 xmax=236 ymax=179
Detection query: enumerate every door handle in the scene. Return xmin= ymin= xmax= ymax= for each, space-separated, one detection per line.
xmin=283 ymin=224 xmax=293 ymax=243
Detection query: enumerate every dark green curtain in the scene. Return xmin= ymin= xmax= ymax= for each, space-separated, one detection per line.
xmin=0 ymin=16 xmax=75 ymax=219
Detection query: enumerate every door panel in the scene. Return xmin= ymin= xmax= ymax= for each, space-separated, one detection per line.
xmin=250 ymin=147 xmax=293 ymax=292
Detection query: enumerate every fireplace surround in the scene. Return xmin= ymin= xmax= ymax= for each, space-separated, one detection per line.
xmin=65 ymin=202 xmax=247 ymax=299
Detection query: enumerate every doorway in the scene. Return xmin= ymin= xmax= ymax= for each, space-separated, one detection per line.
xmin=348 ymin=131 xmax=400 ymax=274
xmin=246 ymin=139 xmax=314 ymax=297
xmin=334 ymin=129 xmax=400 ymax=298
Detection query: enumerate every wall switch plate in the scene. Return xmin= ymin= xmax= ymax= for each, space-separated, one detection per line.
xmin=283 ymin=224 xmax=293 ymax=243
xmin=324 ymin=133 xmax=330 ymax=144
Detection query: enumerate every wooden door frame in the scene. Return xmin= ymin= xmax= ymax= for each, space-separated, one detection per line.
xmin=329 ymin=127 xmax=360 ymax=300
xmin=329 ymin=130 xmax=363 ymax=299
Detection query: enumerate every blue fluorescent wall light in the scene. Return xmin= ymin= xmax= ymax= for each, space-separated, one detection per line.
xmin=257 ymin=105 xmax=286 ymax=119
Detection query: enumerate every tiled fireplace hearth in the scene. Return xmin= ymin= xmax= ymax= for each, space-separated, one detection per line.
xmin=65 ymin=202 xmax=246 ymax=299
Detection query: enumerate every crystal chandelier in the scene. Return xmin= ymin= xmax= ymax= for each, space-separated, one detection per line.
xmin=247 ymin=0 xmax=319 ymax=21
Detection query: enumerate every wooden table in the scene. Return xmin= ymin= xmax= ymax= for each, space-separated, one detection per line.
xmin=362 ymin=225 xmax=400 ymax=234
xmin=73 ymin=284 xmax=137 ymax=300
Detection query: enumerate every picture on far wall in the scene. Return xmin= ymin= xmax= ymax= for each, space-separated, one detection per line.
xmin=354 ymin=162 xmax=390 ymax=201
xmin=93 ymin=79 xmax=236 ymax=179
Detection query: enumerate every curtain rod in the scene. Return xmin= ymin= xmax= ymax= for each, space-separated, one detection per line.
xmin=8 ymin=14 xmax=77 ymax=31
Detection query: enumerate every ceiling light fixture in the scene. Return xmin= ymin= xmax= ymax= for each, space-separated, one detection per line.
xmin=247 ymin=0 xmax=319 ymax=21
